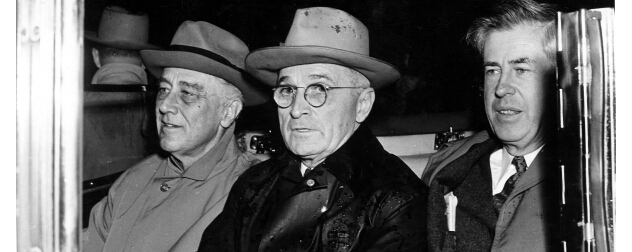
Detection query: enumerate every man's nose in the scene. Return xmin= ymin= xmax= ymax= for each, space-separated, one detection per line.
xmin=289 ymin=90 xmax=311 ymax=119
xmin=157 ymin=93 xmax=178 ymax=115
xmin=494 ymin=73 xmax=516 ymax=97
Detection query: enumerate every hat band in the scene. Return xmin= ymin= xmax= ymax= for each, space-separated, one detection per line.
xmin=169 ymin=44 xmax=243 ymax=73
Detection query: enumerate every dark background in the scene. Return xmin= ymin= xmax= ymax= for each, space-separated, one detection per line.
xmin=80 ymin=0 xmax=616 ymax=227
xmin=83 ymin=0 xmax=615 ymax=136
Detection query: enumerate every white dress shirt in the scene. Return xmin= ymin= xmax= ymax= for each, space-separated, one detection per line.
xmin=301 ymin=162 xmax=310 ymax=176
xmin=490 ymin=145 xmax=544 ymax=195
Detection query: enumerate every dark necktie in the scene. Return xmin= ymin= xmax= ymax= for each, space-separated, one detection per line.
xmin=304 ymin=167 xmax=312 ymax=177
xmin=493 ymin=156 xmax=527 ymax=214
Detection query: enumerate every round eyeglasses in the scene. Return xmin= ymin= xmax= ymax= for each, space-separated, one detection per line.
xmin=272 ymin=84 xmax=364 ymax=108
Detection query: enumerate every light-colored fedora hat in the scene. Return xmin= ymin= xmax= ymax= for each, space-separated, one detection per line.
xmin=245 ymin=7 xmax=401 ymax=89
xmin=85 ymin=6 xmax=160 ymax=50
xmin=141 ymin=21 xmax=269 ymax=106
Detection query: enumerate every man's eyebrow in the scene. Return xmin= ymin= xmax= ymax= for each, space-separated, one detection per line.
xmin=483 ymin=57 xmax=535 ymax=67
xmin=508 ymin=57 xmax=535 ymax=65
xmin=483 ymin=61 xmax=500 ymax=67
xmin=277 ymin=76 xmax=291 ymax=85
xmin=179 ymin=81 xmax=204 ymax=92
xmin=158 ymin=77 xmax=171 ymax=85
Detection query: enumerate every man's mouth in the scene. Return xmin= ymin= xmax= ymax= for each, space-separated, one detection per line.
xmin=493 ymin=103 xmax=522 ymax=116
xmin=293 ymin=128 xmax=312 ymax=132
xmin=498 ymin=109 xmax=520 ymax=115
xmin=162 ymin=121 xmax=181 ymax=128
xmin=290 ymin=124 xmax=317 ymax=133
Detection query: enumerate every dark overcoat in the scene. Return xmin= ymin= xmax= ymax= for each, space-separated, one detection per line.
xmin=198 ymin=125 xmax=428 ymax=252
xmin=423 ymin=131 xmax=561 ymax=252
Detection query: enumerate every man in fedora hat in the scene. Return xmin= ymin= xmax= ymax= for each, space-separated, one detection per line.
xmin=85 ymin=6 xmax=160 ymax=84
xmin=83 ymin=21 xmax=268 ymax=252
xmin=198 ymin=7 xmax=427 ymax=251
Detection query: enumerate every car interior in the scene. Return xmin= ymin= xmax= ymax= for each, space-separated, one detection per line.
xmin=14 ymin=0 xmax=617 ymax=250
xmin=78 ymin=0 xmax=495 ymax=227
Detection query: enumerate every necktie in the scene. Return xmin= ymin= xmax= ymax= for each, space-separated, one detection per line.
xmin=493 ymin=156 xmax=527 ymax=214
xmin=304 ymin=167 xmax=312 ymax=177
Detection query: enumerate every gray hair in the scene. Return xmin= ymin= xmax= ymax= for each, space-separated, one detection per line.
xmin=342 ymin=67 xmax=370 ymax=95
xmin=216 ymin=77 xmax=244 ymax=106
xmin=466 ymin=0 xmax=557 ymax=62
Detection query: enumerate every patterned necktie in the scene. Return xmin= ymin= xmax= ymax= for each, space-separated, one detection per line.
xmin=493 ymin=156 xmax=527 ymax=215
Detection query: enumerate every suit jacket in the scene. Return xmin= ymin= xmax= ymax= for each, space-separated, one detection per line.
xmin=423 ymin=131 xmax=561 ymax=252
xmin=198 ymin=125 xmax=428 ymax=252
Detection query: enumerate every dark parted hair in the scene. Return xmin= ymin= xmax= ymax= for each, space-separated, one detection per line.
xmin=466 ymin=0 xmax=558 ymax=62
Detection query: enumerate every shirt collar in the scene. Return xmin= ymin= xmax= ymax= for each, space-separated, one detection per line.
xmin=501 ymin=144 xmax=545 ymax=170
xmin=300 ymin=162 xmax=310 ymax=176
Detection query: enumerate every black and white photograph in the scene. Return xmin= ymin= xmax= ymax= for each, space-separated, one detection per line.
xmin=10 ymin=0 xmax=628 ymax=251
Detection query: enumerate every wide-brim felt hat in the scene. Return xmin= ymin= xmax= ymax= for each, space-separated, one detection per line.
xmin=141 ymin=21 xmax=268 ymax=106
xmin=85 ymin=6 xmax=160 ymax=50
xmin=246 ymin=7 xmax=401 ymax=89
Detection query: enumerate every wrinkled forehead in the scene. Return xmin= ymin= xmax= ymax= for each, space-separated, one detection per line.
xmin=278 ymin=63 xmax=351 ymax=86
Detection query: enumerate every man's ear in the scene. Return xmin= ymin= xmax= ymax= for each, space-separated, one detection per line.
xmin=355 ymin=87 xmax=375 ymax=123
xmin=220 ymin=100 xmax=243 ymax=128
xmin=92 ymin=48 xmax=101 ymax=68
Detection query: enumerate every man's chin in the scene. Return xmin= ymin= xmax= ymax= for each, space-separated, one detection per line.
xmin=494 ymin=129 xmax=533 ymax=147
xmin=288 ymin=145 xmax=321 ymax=158
xmin=159 ymin=141 xmax=182 ymax=154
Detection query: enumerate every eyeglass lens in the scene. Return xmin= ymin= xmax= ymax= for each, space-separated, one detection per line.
xmin=274 ymin=84 xmax=328 ymax=108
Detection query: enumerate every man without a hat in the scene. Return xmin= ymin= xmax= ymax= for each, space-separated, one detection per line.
xmin=83 ymin=21 xmax=268 ymax=252
xmin=198 ymin=7 xmax=427 ymax=251
xmin=423 ymin=0 xmax=561 ymax=251
xmin=86 ymin=5 xmax=160 ymax=84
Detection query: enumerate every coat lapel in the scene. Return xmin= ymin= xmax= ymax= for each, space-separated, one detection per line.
xmin=427 ymin=138 xmax=500 ymax=252
xmin=509 ymin=145 xmax=551 ymax=198
xmin=258 ymin=166 xmax=330 ymax=251
xmin=496 ymin=144 xmax=555 ymax=230
xmin=256 ymin=125 xmax=404 ymax=251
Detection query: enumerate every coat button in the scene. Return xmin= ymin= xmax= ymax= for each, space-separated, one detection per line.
xmin=160 ymin=182 xmax=171 ymax=192
xmin=306 ymin=179 xmax=315 ymax=187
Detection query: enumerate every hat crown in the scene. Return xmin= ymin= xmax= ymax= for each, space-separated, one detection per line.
xmin=245 ymin=7 xmax=400 ymax=89
xmin=97 ymin=6 xmax=150 ymax=45
xmin=170 ymin=21 xmax=249 ymax=69
xmin=284 ymin=7 xmax=369 ymax=55
xmin=140 ymin=21 xmax=268 ymax=106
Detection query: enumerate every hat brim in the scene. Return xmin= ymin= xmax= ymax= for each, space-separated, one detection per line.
xmin=245 ymin=46 xmax=401 ymax=89
xmin=141 ymin=49 xmax=269 ymax=106
xmin=85 ymin=31 xmax=162 ymax=50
